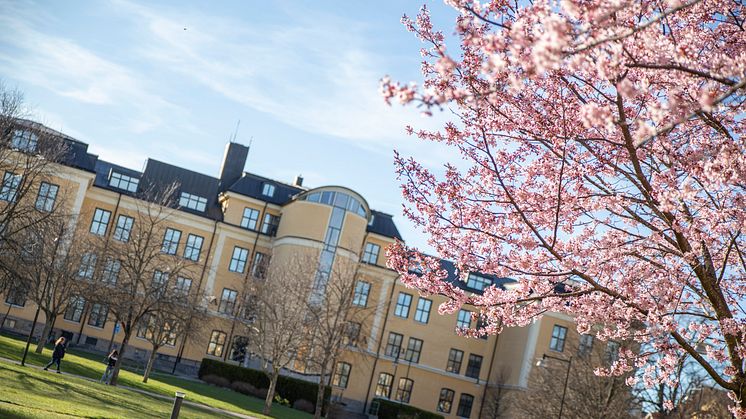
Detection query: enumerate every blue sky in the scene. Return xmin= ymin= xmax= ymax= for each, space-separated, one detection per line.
xmin=0 ymin=0 xmax=460 ymax=252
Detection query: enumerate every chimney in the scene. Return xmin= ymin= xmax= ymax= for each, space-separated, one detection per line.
xmin=219 ymin=142 xmax=249 ymax=192
xmin=293 ymin=174 xmax=304 ymax=187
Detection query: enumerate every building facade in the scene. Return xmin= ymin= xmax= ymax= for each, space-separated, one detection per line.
xmin=0 ymin=121 xmax=621 ymax=418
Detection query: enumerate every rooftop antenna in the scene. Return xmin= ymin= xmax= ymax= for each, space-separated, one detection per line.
xmin=230 ymin=119 xmax=241 ymax=143
xmin=247 ymin=136 xmax=253 ymax=158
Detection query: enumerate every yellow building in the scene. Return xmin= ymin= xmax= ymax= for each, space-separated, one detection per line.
xmin=0 ymin=120 xmax=622 ymax=418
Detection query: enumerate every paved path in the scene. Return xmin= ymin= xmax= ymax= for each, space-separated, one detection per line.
xmin=0 ymin=356 xmax=259 ymax=419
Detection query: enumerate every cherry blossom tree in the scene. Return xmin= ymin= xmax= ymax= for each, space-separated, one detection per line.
xmin=383 ymin=0 xmax=746 ymax=414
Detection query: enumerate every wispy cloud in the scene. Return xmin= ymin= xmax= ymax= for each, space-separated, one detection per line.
xmin=113 ymin=0 xmax=448 ymax=153
xmin=0 ymin=0 xmax=191 ymax=135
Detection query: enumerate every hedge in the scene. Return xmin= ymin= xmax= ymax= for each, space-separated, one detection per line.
xmin=199 ymin=358 xmax=330 ymax=410
xmin=372 ymin=398 xmax=444 ymax=419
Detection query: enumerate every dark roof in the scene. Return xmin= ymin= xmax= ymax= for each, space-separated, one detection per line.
xmin=10 ymin=119 xmax=97 ymax=172
xmin=139 ymin=159 xmax=222 ymax=220
xmin=93 ymin=160 xmax=142 ymax=192
xmin=367 ymin=210 xmax=402 ymax=240
xmin=430 ymin=258 xmax=514 ymax=293
xmin=227 ymin=172 xmax=304 ymax=205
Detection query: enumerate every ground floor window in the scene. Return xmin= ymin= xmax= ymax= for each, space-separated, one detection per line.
xmin=87 ymin=304 xmax=108 ymax=328
xmin=438 ymin=388 xmax=455 ymax=413
xmin=395 ymin=378 xmax=414 ymax=403
xmin=457 ymin=393 xmax=474 ymax=418
xmin=332 ymin=362 xmax=351 ymax=388
xmin=374 ymin=373 xmax=393 ymax=398
xmin=207 ymin=330 xmax=227 ymax=357
xmin=4 ymin=288 xmax=26 ymax=307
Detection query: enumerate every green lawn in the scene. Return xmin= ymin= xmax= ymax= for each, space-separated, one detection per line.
xmin=0 ymin=361 xmax=234 ymax=419
xmin=0 ymin=334 xmax=311 ymax=419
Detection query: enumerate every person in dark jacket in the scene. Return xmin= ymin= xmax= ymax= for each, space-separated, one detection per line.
xmin=43 ymin=336 xmax=66 ymax=373
xmin=100 ymin=349 xmax=118 ymax=384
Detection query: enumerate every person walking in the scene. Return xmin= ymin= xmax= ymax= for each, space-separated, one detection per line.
xmin=100 ymin=349 xmax=118 ymax=384
xmin=43 ymin=336 xmax=67 ymax=373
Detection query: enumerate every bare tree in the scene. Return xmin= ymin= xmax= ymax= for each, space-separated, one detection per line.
xmin=0 ymin=81 xmax=68 ymax=255
xmin=481 ymin=368 xmax=512 ymax=419
xmin=304 ymin=255 xmax=374 ymax=419
xmin=6 ymin=209 xmax=91 ymax=353
xmin=138 ymin=293 xmax=207 ymax=383
xmin=94 ymin=184 xmax=199 ymax=386
xmin=250 ymin=249 xmax=315 ymax=415
xmin=511 ymin=353 xmax=638 ymax=419
xmin=636 ymin=354 xmax=731 ymax=418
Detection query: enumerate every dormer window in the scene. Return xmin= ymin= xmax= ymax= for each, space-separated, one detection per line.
xmin=179 ymin=192 xmax=207 ymax=212
xmin=11 ymin=130 xmax=38 ymax=152
xmin=109 ymin=171 xmax=139 ymax=193
xmin=466 ymin=273 xmax=492 ymax=291
xmin=262 ymin=183 xmax=276 ymax=197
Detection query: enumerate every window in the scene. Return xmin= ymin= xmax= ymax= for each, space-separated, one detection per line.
xmin=78 ymin=253 xmax=97 ymax=280
xmin=579 ymin=334 xmax=594 ymax=357
xmin=4 ymin=288 xmax=26 ymax=307
xmin=343 ymin=322 xmax=361 ymax=346
xmin=179 ymin=192 xmax=207 ymax=212
xmin=101 ymin=259 xmax=121 ymax=285
xmin=64 ymin=297 xmax=86 ymax=322
xmin=438 ymin=388 xmax=455 ymax=414
xmin=404 ymin=337 xmax=423 ymax=363
xmin=0 ymin=172 xmax=21 ymax=202
xmin=35 ymin=182 xmax=59 ymax=212
xmin=394 ymin=293 xmax=413 ymax=318
xmin=362 ymin=242 xmax=380 ymax=264
xmin=414 ymin=298 xmax=432 ymax=323
xmin=229 ymin=246 xmax=249 ymax=273
xmin=384 ymin=332 xmax=403 ymax=358
xmin=456 ymin=309 xmax=472 ymax=330
xmin=89 ymin=208 xmax=111 ymax=235
xmin=457 ymin=393 xmax=474 ymax=418
xmin=465 ymin=354 xmax=483 ymax=379
xmin=113 ymin=215 xmax=134 ymax=242
xmin=174 ymin=276 xmax=192 ymax=294
xmin=11 ymin=129 xmax=38 ymax=152
xmin=446 ymin=349 xmax=464 ymax=374
xmin=395 ymin=378 xmax=414 ymax=403
xmin=605 ymin=341 xmax=620 ymax=364
xmin=375 ymin=373 xmax=393 ymax=398
xmin=240 ymin=208 xmax=260 ymax=230
xmin=466 ymin=273 xmax=491 ymax=291
xmin=152 ymin=270 xmax=169 ymax=288
xmin=332 ymin=362 xmax=351 ymax=388
xmin=109 ymin=171 xmax=139 ymax=192
xmin=260 ymin=213 xmax=280 ymax=235
xmin=207 ymin=330 xmax=227 ymax=357
xmin=218 ymin=288 xmax=238 ymax=314
xmin=251 ymin=252 xmax=268 ymax=279
xmin=136 ymin=315 xmax=151 ymax=339
xmin=550 ymin=325 xmax=568 ymax=352
xmin=352 ymin=281 xmax=370 ymax=307
xmin=262 ymin=183 xmax=275 ymax=197
xmin=87 ymin=304 xmax=108 ymax=328
xmin=183 ymin=234 xmax=204 ymax=261
xmin=161 ymin=228 xmax=181 ymax=255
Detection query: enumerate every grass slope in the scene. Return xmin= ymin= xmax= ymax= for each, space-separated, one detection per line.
xmin=0 ymin=361 xmax=233 ymax=418
xmin=0 ymin=334 xmax=310 ymax=419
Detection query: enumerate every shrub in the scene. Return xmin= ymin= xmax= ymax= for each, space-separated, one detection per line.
xmin=373 ymin=398 xmax=444 ymax=419
xmin=252 ymin=387 xmax=269 ymax=399
xmin=293 ymin=399 xmax=315 ymax=413
xmin=230 ymin=381 xmax=256 ymax=395
xmin=202 ymin=374 xmax=231 ymax=388
xmin=199 ymin=358 xmax=330 ymax=409
xmin=274 ymin=394 xmax=290 ymax=407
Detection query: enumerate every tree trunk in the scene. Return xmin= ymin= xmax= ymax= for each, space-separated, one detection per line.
xmin=142 ymin=345 xmax=160 ymax=383
xmin=109 ymin=329 xmax=130 ymax=386
xmin=314 ymin=366 xmax=328 ymax=419
xmin=34 ymin=315 xmax=55 ymax=353
xmin=263 ymin=369 xmax=279 ymax=415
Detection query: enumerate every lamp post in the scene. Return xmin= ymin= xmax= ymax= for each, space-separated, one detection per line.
xmin=536 ymin=354 xmax=572 ymax=419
